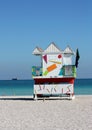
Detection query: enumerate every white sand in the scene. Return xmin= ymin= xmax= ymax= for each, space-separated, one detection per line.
xmin=0 ymin=95 xmax=92 ymax=130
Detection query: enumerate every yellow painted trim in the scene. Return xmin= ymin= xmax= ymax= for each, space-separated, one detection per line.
xmin=49 ymin=60 xmax=62 ymax=64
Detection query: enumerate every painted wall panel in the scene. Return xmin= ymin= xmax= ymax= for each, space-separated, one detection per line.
xmin=63 ymin=54 xmax=72 ymax=65
xmin=34 ymin=84 xmax=73 ymax=95
xmin=42 ymin=54 xmax=62 ymax=77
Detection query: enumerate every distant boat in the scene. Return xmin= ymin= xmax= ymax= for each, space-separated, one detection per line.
xmin=12 ymin=78 xmax=17 ymax=80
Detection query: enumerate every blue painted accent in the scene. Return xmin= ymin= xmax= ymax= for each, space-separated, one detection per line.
xmin=59 ymin=69 xmax=63 ymax=75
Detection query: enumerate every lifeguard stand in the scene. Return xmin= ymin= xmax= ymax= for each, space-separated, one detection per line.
xmin=32 ymin=42 xmax=77 ymax=99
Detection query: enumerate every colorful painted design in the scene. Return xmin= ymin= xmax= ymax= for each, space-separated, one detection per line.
xmin=42 ymin=53 xmax=63 ymax=77
xmin=51 ymin=88 xmax=53 ymax=93
xmin=59 ymin=69 xmax=63 ymax=75
xmin=54 ymin=88 xmax=57 ymax=92
xmin=47 ymin=64 xmax=57 ymax=72
xmin=58 ymin=54 xmax=62 ymax=59
xmin=32 ymin=66 xmax=42 ymax=76
xmin=43 ymin=85 xmax=45 ymax=89
xmin=43 ymin=70 xmax=48 ymax=76
xmin=62 ymin=88 xmax=63 ymax=94
xmin=43 ymin=64 xmax=57 ymax=76
xmin=49 ymin=60 xmax=62 ymax=64
xmin=62 ymin=65 xmax=76 ymax=77
xmin=39 ymin=85 xmax=42 ymax=90
xmin=34 ymin=84 xmax=73 ymax=95
xmin=67 ymin=87 xmax=71 ymax=93
xmin=43 ymin=55 xmax=47 ymax=64
xmin=46 ymin=88 xmax=50 ymax=93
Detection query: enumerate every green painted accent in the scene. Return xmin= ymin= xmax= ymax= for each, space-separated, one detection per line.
xmin=43 ymin=70 xmax=48 ymax=76
xmin=62 ymin=65 xmax=76 ymax=77
xmin=72 ymin=66 xmax=76 ymax=72
xmin=32 ymin=68 xmax=34 ymax=72
xmin=73 ymin=72 xmax=76 ymax=77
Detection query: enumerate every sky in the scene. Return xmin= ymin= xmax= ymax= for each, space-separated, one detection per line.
xmin=0 ymin=0 xmax=92 ymax=80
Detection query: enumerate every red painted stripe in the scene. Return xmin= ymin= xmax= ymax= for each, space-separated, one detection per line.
xmin=34 ymin=77 xmax=75 ymax=84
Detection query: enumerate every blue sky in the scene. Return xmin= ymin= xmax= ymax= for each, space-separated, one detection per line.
xmin=0 ymin=0 xmax=92 ymax=79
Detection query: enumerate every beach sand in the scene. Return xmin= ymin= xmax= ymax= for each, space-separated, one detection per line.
xmin=0 ymin=96 xmax=92 ymax=130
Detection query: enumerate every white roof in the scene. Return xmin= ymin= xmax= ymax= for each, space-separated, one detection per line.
xmin=32 ymin=43 xmax=75 ymax=55
xmin=32 ymin=47 xmax=43 ymax=55
xmin=63 ymin=45 xmax=74 ymax=54
xmin=44 ymin=42 xmax=62 ymax=54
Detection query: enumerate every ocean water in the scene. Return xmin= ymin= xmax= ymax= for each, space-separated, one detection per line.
xmin=0 ymin=80 xmax=34 ymax=96
xmin=74 ymin=79 xmax=92 ymax=95
xmin=0 ymin=79 xmax=92 ymax=96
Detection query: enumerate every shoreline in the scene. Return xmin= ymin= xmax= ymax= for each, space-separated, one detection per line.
xmin=0 ymin=94 xmax=92 ymax=99
xmin=0 ymin=95 xmax=92 ymax=100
